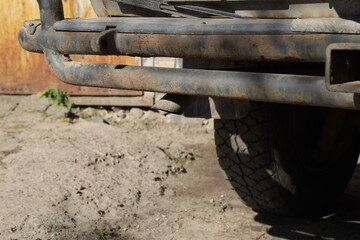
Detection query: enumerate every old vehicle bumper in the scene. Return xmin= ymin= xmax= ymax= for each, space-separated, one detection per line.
xmin=18 ymin=0 xmax=360 ymax=110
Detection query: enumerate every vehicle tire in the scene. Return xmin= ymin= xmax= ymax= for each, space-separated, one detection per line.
xmin=214 ymin=102 xmax=360 ymax=216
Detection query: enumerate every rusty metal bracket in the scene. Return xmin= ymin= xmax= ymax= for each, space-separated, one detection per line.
xmin=37 ymin=0 xmax=64 ymax=30
xmin=326 ymin=43 xmax=360 ymax=93
xmin=90 ymin=28 xmax=117 ymax=53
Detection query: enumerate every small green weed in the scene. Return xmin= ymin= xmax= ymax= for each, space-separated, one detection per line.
xmin=158 ymin=147 xmax=197 ymax=168
xmin=37 ymin=88 xmax=74 ymax=109
xmin=99 ymin=228 xmax=110 ymax=236
xmin=79 ymin=113 xmax=92 ymax=120
xmin=174 ymin=151 xmax=196 ymax=165
xmin=191 ymin=149 xmax=202 ymax=158
xmin=62 ymin=117 xmax=74 ymax=124
xmin=165 ymin=165 xmax=187 ymax=176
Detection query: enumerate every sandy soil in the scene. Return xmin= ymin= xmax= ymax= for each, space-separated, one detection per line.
xmin=0 ymin=95 xmax=360 ymax=240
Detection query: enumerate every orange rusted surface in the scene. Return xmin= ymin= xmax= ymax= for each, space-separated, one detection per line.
xmin=0 ymin=0 xmax=141 ymax=96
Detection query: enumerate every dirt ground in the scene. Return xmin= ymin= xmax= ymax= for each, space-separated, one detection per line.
xmin=0 ymin=95 xmax=360 ymax=240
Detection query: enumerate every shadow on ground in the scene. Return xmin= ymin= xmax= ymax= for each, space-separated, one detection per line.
xmin=255 ymin=163 xmax=360 ymax=240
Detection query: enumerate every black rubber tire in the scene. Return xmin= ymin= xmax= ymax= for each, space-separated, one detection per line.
xmin=215 ymin=102 xmax=360 ymax=216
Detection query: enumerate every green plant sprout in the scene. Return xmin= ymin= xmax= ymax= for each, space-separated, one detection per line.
xmin=38 ymin=88 xmax=74 ymax=109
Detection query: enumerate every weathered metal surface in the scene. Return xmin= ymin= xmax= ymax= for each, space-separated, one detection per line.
xmin=92 ymin=0 xmax=360 ymax=18
xmin=326 ymin=43 xmax=360 ymax=93
xmin=234 ymin=3 xmax=341 ymax=19
xmin=37 ymin=0 xmax=64 ymax=30
xmin=43 ymin=50 xmax=360 ymax=110
xmin=90 ymin=0 xmax=167 ymax=17
xmin=292 ymin=18 xmax=360 ymax=34
xmin=19 ymin=22 xmax=360 ymax=62
xmin=20 ymin=0 xmax=360 ymax=110
xmin=152 ymin=94 xmax=199 ymax=114
xmin=53 ymin=17 xmax=294 ymax=34
xmin=111 ymin=0 xmax=196 ymax=18
xmin=53 ymin=17 xmax=360 ymax=35
xmin=1 ymin=0 xmax=140 ymax=96
xmin=115 ymin=33 xmax=360 ymax=62
xmin=111 ymin=0 xmax=246 ymax=18
xmin=69 ymin=92 xmax=154 ymax=106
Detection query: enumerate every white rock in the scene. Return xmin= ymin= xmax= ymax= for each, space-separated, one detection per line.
xmin=129 ymin=108 xmax=144 ymax=118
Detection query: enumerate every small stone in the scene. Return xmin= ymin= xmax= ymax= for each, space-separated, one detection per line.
xmin=205 ymin=119 xmax=215 ymax=133
xmin=81 ymin=107 xmax=97 ymax=118
xmin=159 ymin=186 xmax=166 ymax=196
xmin=98 ymin=210 xmax=106 ymax=217
xmin=166 ymin=114 xmax=185 ymax=127
xmin=92 ymin=116 xmax=109 ymax=124
xmin=129 ymin=108 xmax=144 ymax=118
xmin=117 ymin=110 xmax=127 ymax=119
xmin=157 ymin=110 xmax=168 ymax=116
xmin=202 ymin=119 xmax=209 ymax=125
xmin=96 ymin=109 xmax=108 ymax=118
xmin=104 ymin=112 xmax=116 ymax=120
xmin=143 ymin=110 xmax=162 ymax=121
xmin=221 ymin=204 xmax=232 ymax=212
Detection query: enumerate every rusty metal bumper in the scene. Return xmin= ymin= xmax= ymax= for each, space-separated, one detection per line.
xmin=18 ymin=0 xmax=360 ymax=110
xmin=20 ymin=17 xmax=360 ymax=63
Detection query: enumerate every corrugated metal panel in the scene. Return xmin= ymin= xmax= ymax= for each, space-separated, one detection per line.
xmin=0 ymin=0 xmax=142 ymax=96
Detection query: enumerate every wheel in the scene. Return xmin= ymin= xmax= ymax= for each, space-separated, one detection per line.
xmin=214 ymin=102 xmax=360 ymax=216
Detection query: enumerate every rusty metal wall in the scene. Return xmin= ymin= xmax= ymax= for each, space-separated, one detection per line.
xmin=0 ymin=0 xmax=141 ymax=96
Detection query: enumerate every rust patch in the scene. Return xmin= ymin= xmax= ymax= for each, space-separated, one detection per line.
xmin=1 ymin=0 xmax=140 ymax=96
xmin=118 ymin=33 xmax=346 ymax=62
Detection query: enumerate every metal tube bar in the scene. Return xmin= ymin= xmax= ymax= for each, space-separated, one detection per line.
xmin=19 ymin=25 xmax=111 ymax=54
xmin=19 ymin=25 xmax=360 ymax=62
xmin=44 ymin=50 xmax=360 ymax=110
xmin=151 ymin=94 xmax=199 ymax=114
xmin=37 ymin=0 xmax=64 ymax=30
